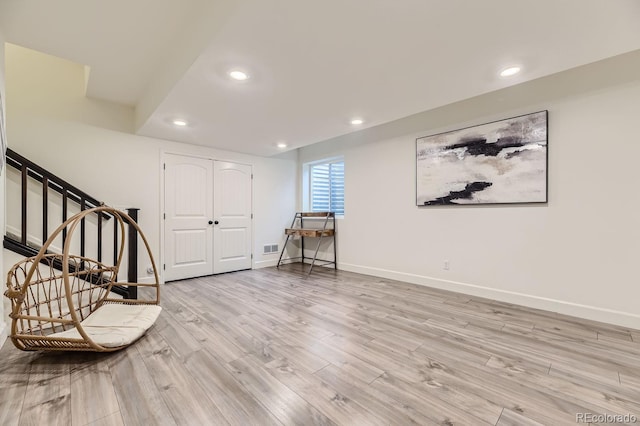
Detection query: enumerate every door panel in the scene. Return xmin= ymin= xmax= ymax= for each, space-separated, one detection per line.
xmin=164 ymin=154 xmax=214 ymax=281
xmin=213 ymin=161 xmax=252 ymax=273
xmin=174 ymin=230 xmax=208 ymax=265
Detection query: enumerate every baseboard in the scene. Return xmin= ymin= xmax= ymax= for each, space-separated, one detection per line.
xmin=254 ymin=258 xmax=280 ymax=269
xmin=340 ymin=262 xmax=640 ymax=330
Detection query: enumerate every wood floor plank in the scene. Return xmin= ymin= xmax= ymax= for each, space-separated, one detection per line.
xmin=501 ymin=322 xmax=534 ymax=333
xmin=485 ymin=355 xmax=551 ymax=376
xmin=322 ymin=334 xmax=407 ymax=373
xmin=402 ymin=350 xmax=586 ymax=425
xmin=241 ymin=302 xmax=335 ymax=340
xmin=183 ymin=349 xmax=282 ymax=426
xmin=390 ymin=322 xmax=497 ymax=367
xmin=436 ymin=313 xmax=639 ymax=377
xmin=228 ymin=355 xmax=336 ymax=425
xmin=370 ymin=371 xmax=498 ymax=425
xmin=0 ymin=342 xmax=36 ymax=426
xmin=264 ymin=357 xmax=389 ymax=426
xmin=347 ymin=312 xmax=463 ymax=355
xmin=85 ymin=412 xmax=124 ymax=426
xmin=68 ymin=354 xmax=121 ymax=426
xmin=234 ymin=313 xmax=330 ymax=373
xmin=154 ymin=317 xmax=203 ymax=360
xmin=108 ymin=345 xmax=177 ymax=426
xmin=593 ymin=335 xmax=640 ymax=356
xmin=438 ymin=299 xmax=533 ymax=330
xmin=235 ymin=302 xmax=334 ymax=339
xmin=521 ymin=372 xmax=640 ymax=417
xmin=288 ymin=334 xmax=384 ymax=384
xmin=496 ymin=324 xmax=640 ymax=375
xmin=227 ymin=308 xmax=383 ymax=383
xmin=169 ymin=305 xmax=259 ymax=362
xmin=285 ymin=304 xmax=376 ymax=345
xmin=315 ymin=363 xmax=439 ymax=425
xmin=19 ymin=356 xmax=71 ymax=426
xmin=495 ymin=408 xmax=545 ymax=426
xmin=551 ymin=311 xmax=636 ymax=335
xmin=548 ymin=360 xmax=623 ymax=389
xmin=0 ymin=380 xmax=27 ymax=426
xmin=619 ymin=372 xmax=640 ymax=389
xmin=597 ymin=329 xmax=634 ymax=342
xmin=412 ymin=337 xmax=640 ymax=421
xmin=136 ymin=331 xmax=230 ymax=426
xmin=163 ymin=307 xmax=247 ymax=364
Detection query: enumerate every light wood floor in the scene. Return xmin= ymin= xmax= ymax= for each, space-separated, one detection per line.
xmin=1 ymin=264 xmax=639 ymax=425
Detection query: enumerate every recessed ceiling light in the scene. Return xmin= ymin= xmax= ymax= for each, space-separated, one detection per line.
xmin=229 ymin=70 xmax=249 ymax=81
xmin=350 ymin=118 xmax=364 ymax=125
xmin=499 ymin=66 xmax=521 ymax=77
xmin=172 ymin=119 xmax=188 ymax=127
xmin=277 ymin=142 xmax=288 ymax=149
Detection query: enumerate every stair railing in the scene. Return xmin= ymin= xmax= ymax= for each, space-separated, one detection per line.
xmin=3 ymin=148 xmax=139 ymax=298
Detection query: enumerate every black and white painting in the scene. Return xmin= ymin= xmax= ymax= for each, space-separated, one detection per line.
xmin=416 ymin=111 xmax=547 ymax=206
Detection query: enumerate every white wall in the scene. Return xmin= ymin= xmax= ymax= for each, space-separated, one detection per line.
xmin=299 ymin=50 xmax=640 ymax=329
xmin=0 ymin=29 xmax=7 ymax=345
xmin=3 ymin=44 xmax=297 ymax=289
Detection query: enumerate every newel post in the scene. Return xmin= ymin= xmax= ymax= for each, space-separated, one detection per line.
xmin=126 ymin=208 xmax=139 ymax=299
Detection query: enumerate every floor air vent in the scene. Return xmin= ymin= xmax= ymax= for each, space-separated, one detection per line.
xmin=263 ymin=244 xmax=279 ymax=254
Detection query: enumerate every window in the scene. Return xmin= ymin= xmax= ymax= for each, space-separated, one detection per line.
xmin=307 ymin=159 xmax=344 ymax=216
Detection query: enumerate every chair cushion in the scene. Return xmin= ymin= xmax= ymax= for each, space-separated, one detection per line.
xmin=81 ymin=304 xmax=162 ymax=328
xmin=49 ymin=304 xmax=162 ymax=348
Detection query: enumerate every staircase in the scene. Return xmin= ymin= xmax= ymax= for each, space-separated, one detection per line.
xmin=3 ymin=148 xmax=140 ymax=298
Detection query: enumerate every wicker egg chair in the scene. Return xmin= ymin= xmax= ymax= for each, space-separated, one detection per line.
xmin=4 ymin=206 xmax=161 ymax=352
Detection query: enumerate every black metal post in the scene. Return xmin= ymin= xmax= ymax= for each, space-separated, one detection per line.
xmin=333 ymin=213 xmax=337 ymax=270
xmin=21 ymin=164 xmax=27 ymax=245
xmin=62 ymin=192 xmax=68 ymax=245
xmin=125 ymin=208 xmax=139 ymax=300
xmin=80 ymin=197 xmax=86 ymax=265
xmin=42 ymin=177 xmax=48 ymax=244
xmin=113 ymin=217 xmax=118 ymax=266
xmin=300 ymin=213 xmax=305 ymax=264
xmin=97 ymin=213 xmax=102 ymax=262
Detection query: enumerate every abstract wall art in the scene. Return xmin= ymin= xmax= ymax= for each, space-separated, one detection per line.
xmin=416 ymin=111 xmax=548 ymax=206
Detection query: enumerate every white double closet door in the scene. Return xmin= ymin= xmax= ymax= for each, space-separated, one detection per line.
xmin=164 ymin=153 xmax=252 ymax=282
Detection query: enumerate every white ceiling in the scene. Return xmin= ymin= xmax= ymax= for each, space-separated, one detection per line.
xmin=1 ymin=0 xmax=640 ymax=156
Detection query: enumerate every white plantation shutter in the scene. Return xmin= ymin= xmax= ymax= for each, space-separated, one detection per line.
xmin=310 ymin=161 xmax=344 ymax=215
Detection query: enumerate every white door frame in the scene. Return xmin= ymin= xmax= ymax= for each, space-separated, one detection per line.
xmin=160 ymin=150 xmax=254 ymax=283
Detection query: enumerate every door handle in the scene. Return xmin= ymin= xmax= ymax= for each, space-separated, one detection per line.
xmin=208 ymin=220 xmax=214 ymax=225
xmin=214 ymin=220 xmax=219 ymax=225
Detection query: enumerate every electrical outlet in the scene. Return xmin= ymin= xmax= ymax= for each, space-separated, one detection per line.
xmin=443 ymin=260 xmax=450 ymax=270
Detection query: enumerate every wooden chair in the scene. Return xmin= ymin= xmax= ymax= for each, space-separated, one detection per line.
xmin=4 ymin=206 xmax=161 ymax=352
